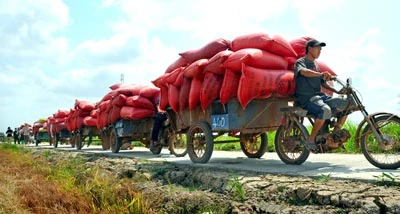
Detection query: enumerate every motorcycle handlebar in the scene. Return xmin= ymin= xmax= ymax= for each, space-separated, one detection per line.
xmin=331 ymin=76 xmax=347 ymax=87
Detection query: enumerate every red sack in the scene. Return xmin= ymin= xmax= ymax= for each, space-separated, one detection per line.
xmin=159 ymin=85 xmax=169 ymax=111
xmin=76 ymin=116 xmax=84 ymax=130
xmin=164 ymin=67 xmax=184 ymax=84
xmin=231 ymin=33 xmax=272 ymax=51
xmin=289 ymin=36 xmax=314 ymax=57
xmin=286 ymin=57 xmax=297 ymax=71
xmin=54 ymin=110 xmax=69 ymax=118
xmin=125 ymin=95 xmax=155 ymax=110
xmin=109 ymin=83 xmax=132 ymax=90
xmin=54 ymin=117 xmax=66 ymax=124
xmin=316 ymin=60 xmax=337 ymax=76
xmin=183 ymin=59 xmax=209 ymax=78
xmin=152 ymin=75 xmax=167 ymax=88
xmin=98 ymin=100 xmax=112 ymax=113
xmin=173 ymin=69 xmax=185 ymax=87
xmin=83 ymin=116 xmax=97 ymax=127
xmin=111 ymin=94 xmax=127 ymax=107
xmin=267 ymin=35 xmax=298 ymax=57
xmin=200 ymin=72 xmax=223 ymax=110
xmin=189 ymin=78 xmax=202 ymax=110
xmin=96 ymin=111 xmax=108 ymax=129
xmin=100 ymin=90 xmax=118 ymax=102
xmin=120 ymin=106 xmax=155 ymax=120
xmin=116 ymin=84 xmax=143 ymax=96
xmin=78 ymin=109 xmax=90 ymax=117
xmin=238 ymin=64 xmax=295 ymax=108
xmin=222 ymin=48 xmax=288 ymax=71
xmin=231 ymin=33 xmax=297 ymax=57
xmin=220 ymin=69 xmax=241 ymax=104
xmin=179 ymin=77 xmax=191 ymax=111
xmin=165 ymin=56 xmax=189 ymax=73
xmin=90 ymin=109 xmax=99 ymax=118
xmin=168 ymin=84 xmax=180 ymax=112
xmin=139 ymin=86 xmax=160 ymax=101
xmin=108 ymin=106 xmax=121 ymax=125
xmin=179 ymin=38 xmax=231 ymax=63
xmin=203 ymin=50 xmax=233 ymax=75
xmin=78 ymin=101 xmax=95 ymax=111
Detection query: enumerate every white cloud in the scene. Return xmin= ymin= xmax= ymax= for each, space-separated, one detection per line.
xmin=293 ymin=0 xmax=345 ymax=34
xmin=0 ymin=0 xmax=70 ymax=60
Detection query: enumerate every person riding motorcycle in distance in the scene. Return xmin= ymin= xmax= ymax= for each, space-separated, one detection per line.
xmin=150 ymin=95 xmax=168 ymax=152
xmin=294 ymin=39 xmax=348 ymax=152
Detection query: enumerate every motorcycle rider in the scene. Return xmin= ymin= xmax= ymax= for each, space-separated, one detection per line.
xmin=294 ymin=39 xmax=348 ymax=152
xmin=150 ymin=95 xmax=168 ymax=153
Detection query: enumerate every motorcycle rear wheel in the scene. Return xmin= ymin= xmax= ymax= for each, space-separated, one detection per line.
xmin=360 ymin=115 xmax=400 ymax=169
xmin=274 ymin=121 xmax=310 ymax=165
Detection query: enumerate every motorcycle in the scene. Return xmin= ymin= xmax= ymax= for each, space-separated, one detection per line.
xmin=149 ymin=115 xmax=187 ymax=157
xmin=275 ymin=77 xmax=400 ymax=169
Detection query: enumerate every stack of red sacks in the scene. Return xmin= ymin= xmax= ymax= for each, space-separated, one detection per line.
xmin=47 ymin=109 xmax=69 ymax=134
xmin=65 ymin=100 xmax=96 ymax=132
xmin=153 ymin=33 xmax=338 ymax=111
xmin=152 ymin=38 xmax=231 ymax=111
xmin=18 ymin=123 xmax=32 ymax=134
xmin=32 ymin=119 xmax=47 ymax=136
xmin=95 ymin=83 xmax=160 ymax=129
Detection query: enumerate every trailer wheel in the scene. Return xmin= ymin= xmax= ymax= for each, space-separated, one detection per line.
xmin=169 ymin=133 xmax=187 ymax=157
xmin=187 ymin=120 xmax=214 ymax=163
xmin=240 ymin=133 xmax=268 ymax=158
xmin=53 ymin=135 xmax=59 ymax=148
xmin=70 ymin=134 xmax=76 ymax=148
xmin=100 ymin=129 xmax=111 ymax=150
xmin=110 ymin=128 xmax=121 ymax=153
xmin=76 ymin=132 xmax=83 ymax=150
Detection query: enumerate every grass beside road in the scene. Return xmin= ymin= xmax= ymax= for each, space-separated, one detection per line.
xmin=0 ymin=144 xmax=149 ymax=214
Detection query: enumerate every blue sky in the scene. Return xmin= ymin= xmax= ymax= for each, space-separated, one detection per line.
xmin=1 ymin=0 xmax=399 ymax=132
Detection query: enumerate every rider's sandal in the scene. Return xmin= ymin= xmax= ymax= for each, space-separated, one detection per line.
xmin=305 ymin=142 xmax=317 ymax=153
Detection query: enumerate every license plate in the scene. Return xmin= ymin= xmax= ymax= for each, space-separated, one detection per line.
xmin=211 ymin=114 xmax=229 ymax=130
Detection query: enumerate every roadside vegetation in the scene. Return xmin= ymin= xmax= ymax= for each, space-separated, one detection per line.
xmin=0 ymin=144 xmax=149 ymax=213
xmin=0 ymin=144 xmax=231 ymax=213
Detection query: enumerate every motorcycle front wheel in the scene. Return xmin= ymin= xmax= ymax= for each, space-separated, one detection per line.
xmin=360 ymin=115 xmax=400 ymax=169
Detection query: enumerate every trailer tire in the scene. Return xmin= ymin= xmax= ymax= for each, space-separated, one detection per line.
xmin=187 ymin=120 xmax=214 ymax=163
xmin=70 ymin=134 xmax=76 ymax=148
xmin=110 ymin=128 xmax=121 ymax=153
xmin=76 ymin=132 xmax=83 ymax=150
xmin=240 ymin=133 xmax=268 ymax=158
xmin=101 ymin=129 xmax=111 ymax=150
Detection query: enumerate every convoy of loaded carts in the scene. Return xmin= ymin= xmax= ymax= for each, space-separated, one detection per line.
xmin=28 ymin=33 xmax=400 ymax=169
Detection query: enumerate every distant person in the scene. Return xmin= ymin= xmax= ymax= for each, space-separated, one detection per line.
xmin=13 ymin=128 xmax=20 ymax=144
xmin=150 ymin=95 xmax=168 ymax=153
xmin=21 ymin=124 xmax=30 ymax=145
xmin=6 ymin=127 xmax=13 ymax=144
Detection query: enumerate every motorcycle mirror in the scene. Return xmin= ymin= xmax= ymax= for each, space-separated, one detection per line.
xmin=347 ymin=78 xmax=352 ymax=86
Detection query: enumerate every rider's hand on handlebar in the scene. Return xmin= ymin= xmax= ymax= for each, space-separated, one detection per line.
xmin=321 ymin=72 xmax=331 ymax=81
xmin=337 ymin=87 xmax=348 ymax=94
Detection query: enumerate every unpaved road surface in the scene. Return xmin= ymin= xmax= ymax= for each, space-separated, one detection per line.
xmin=30 ymin=144 xmax=400 ymax=213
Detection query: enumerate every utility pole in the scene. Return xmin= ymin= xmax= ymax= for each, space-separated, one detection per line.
xmin=120 ymin=73 xmax=124 ymax=83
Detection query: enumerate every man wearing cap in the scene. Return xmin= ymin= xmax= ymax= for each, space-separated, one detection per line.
xmin=294 ymin=39 xmax=348 ymax=152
